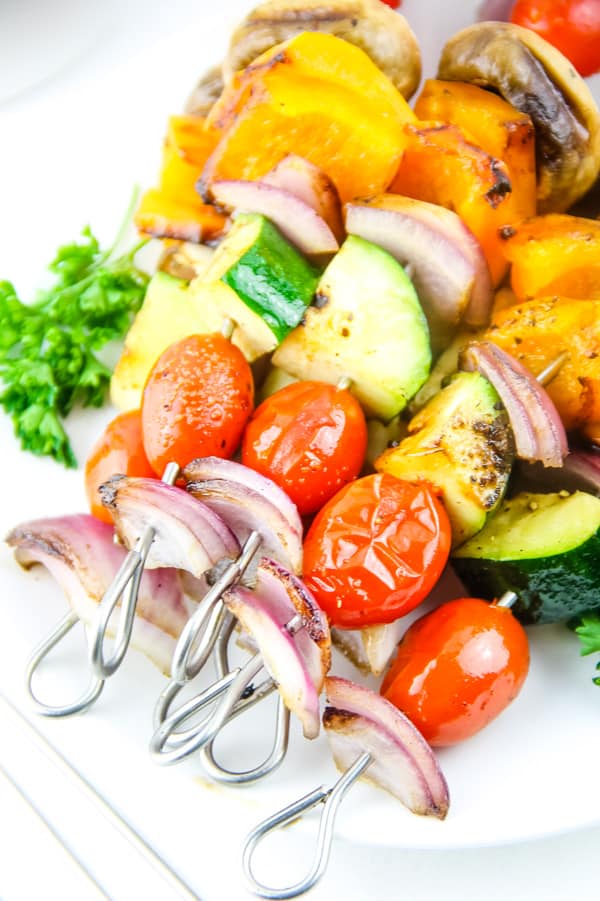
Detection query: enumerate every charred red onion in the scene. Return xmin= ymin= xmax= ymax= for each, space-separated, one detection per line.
xmin=344 ymin=195 xmax=493 ymax=348
xmin=210 ymin=180 xmax=339 ymax=257
xmin=224 ymin=558 xmax=330 ymax=739
xmin=461 ymin=341 xmax=568 ymax=467
xmin=262 ymin=154 xmax=344 ymax=242
xmin=323 ymin=676 xmax=449 ymax=818
xmin=100 ymin=476 xmax=240 ymax=577
xmin=182 ymin=457 xmax=303 ymax=574
xmin=517 ymin=450 xmax=600 ymax=496
xmin=6 ymin=514 xmax=190 ymax=673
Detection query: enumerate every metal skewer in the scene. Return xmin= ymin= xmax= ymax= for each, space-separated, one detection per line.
xmin=150 ymin=615 xmax=303 ymax=771
xmin=243 ymin=591 xmax=519 ymax=899
xmin=24 ymin=462 xmax=180 ymax=717
xmin=243 ymin=753 xmax=372 ymax=900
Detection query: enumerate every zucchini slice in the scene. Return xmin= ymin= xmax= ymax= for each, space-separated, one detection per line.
xmin=453 ymin=490 xmax=600 ymax=624
xmin=202 ymin=212 xmax=319 ymax=346
xmin=273 ymin=235 xmax=431 ymax=420
xmin=376 ymin=371 xmax=513 ymax=545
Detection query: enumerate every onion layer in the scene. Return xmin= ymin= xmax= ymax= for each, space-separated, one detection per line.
xmin=324 ymin=676 xmax=449 ymax=818
xmin=262 ymin=154 xmax=344 ymax=242
xmin=183 ymin=457 xmax=303 ymax=575
xmin=224 ymin=557 xmax=330 ymax=739
xmin=6 ymin=514 xmax=190 ymax=674
xmin=210 ymin=180 xmax=339 ymax=257
xmin=100 ymin=475 xmax=240 ymax=578
xmin=461 ymin=340 xmax=568 ymax=467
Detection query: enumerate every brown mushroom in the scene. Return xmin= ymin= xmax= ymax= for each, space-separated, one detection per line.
xmin=184 ymin=65 xmax=225 ymax=117
xmin=223 ymin=0 xmax=421 ymax=100
xmin=438 ymin=22 xmax=600 ymax=213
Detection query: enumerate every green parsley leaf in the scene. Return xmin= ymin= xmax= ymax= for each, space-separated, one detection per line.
xmin=570 ymin=611 xmax=600 ymax=687
xmin=574 ymin=611 xmax=600 ymax=657
xmin=0 ymin=214 xmax=148 ymax=467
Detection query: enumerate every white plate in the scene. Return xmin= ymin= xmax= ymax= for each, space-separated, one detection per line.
xmin=1 ymin=0 xmax=600 ymax=871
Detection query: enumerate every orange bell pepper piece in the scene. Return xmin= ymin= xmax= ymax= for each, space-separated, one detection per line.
xmin=159 ymin=115 xmax=220 ymax=203
xmin=134 ymin=188 xmax=227 ymax=243
xmin=486 ymin=296 xmax=600 ymax=430
xmin=201 ymin=32 xmax=416 ymax=204
xmin=390 ymin=123 xmax=523 ymax=286
xmin=415 ymin=80 xmax=536 ymax=226
xmin=500 ymin=214 xmax=600 ymax=301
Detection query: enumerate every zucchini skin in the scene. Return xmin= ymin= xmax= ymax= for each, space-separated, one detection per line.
xmin=220 ymin=217 xmax=319 ymax=343
xmin=453 ymin=531 xmax=600 ymax=624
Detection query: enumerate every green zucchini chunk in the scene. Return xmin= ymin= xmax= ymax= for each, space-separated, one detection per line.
xmin=273 ymin=235 xmax=431 ymax=421
xmin=376 ymin=371 xmax=514 ymax=546
xmin=453 ymin=490 xmax=600 ymax=624
xmin=204 ymin=212 xmax=319 ymax=344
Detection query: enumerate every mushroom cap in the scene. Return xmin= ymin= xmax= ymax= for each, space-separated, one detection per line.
xmin=223 ymin=0 xmax=421 ymax=100
xmin=438 ymin=22 xmax=600 ymax=213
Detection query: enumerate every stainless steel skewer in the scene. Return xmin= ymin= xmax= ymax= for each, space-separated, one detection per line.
xmin=90 ymin=461 xmax=180 ymax=678
xmin=24 ymin=462 xmax=179 ymax=717
xmin=243 ymin=752 xmax=372 ymax=900
xmin=150 ymin=615 xmax=302 ymax=770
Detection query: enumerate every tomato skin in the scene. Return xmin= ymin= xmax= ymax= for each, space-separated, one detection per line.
xmin=379 ymin=0 xmax=402 ymax=7
xmin=84 ymin=409 xmax=155 ymax=523
xmin=141 ymin=333 xmax=254 ymax=475
xmin=510 ymin=0 xmax=600 ymax=77
xmin=303 ymin=473 xmax=451 ymax=628
xmin=241 ymin=381 xmax=367 ymax=515
xmin=381 ymin=597 xmax=530 ymax=746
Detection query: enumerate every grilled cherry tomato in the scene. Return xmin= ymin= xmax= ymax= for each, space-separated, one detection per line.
xmin=510 ymin=0 xmax=600 ymax=76
xmin=85 ymin=409 xmax=155 ymax=523
xmin=381 ymin=597 xmax=530 ymax=746
xmin=241 ymin=380 xmax=368 ymax=516
xmin=141 ymin=333 xmax=254 ymax=475
xmin=303 ymin=473 xmax=451 ymax=628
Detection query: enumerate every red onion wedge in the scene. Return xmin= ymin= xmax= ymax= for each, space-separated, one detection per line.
xmin=563 ymin=451 xmax=600 ymax=494
xmin=99 ymin=476 xmax=240 ymax=578
xmin=262 ymin=154 xmax=344 ymax=242
xmin=461 ymin=341 xmax=568 ymax=467
xmin=345 ymin=195 xmax=493 ymax=348
xmin=224 ymin=558 xmax=331 ymax=739
xmin=517 ymin=450 xmax=600 ymax=497
xmin=324 ymin=677 xmax=449 ymax=818
xmin=210 ymin=180 xmax=339 ymax=257
xmin=6 ymin=514 xmax=190 ymax=674
xmin=331 ymin=622 xmax=404 ymax=677
xmin=183 ymin=457 xmax=303 ymax=575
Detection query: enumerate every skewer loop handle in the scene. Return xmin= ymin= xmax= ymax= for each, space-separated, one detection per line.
xmin=243 ymin=752 xmax=372 ymax=899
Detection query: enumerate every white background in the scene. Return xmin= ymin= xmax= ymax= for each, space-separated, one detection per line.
xmin=1 ymin=1 xmax=600 ymax=899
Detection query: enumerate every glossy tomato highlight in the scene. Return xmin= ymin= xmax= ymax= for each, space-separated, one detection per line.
xmin=381 ymin=597 xmax=530 ymax=746
xmin=241 ymin=380 xmax=367 ymax=515
xmin=510 ymin=0 xmax=600 ymax=76
xmin=303 ymin=473 xmax=451 ymax=628
xmin=85 ymin=409 xmax=155 ymax=523
xmin=141 ymin=333 xmax=254 ymax=475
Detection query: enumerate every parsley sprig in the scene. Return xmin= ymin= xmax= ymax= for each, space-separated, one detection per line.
xmin=0 ymin=218 xmax=148 ymax=467
xmin=572 ymin=611 xmax=600 ymax=687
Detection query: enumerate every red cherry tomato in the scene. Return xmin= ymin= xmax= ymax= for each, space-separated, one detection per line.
xmin=379 ymin=0 xmax=402 ymax=7
xmin=141 ymin=333 xmax=254 ymax=475
xmin=241 ymin=381 xmax=368 ymax=516
xmin=84 ymin=409 xmax=155 ymax=523
xmin=303 ymin=473 xmax=451 ymax=628
xmin=510 ymin=0 xmax=600 ymax=76
xmin=381 ymin=597 xmax=530 ymax=746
